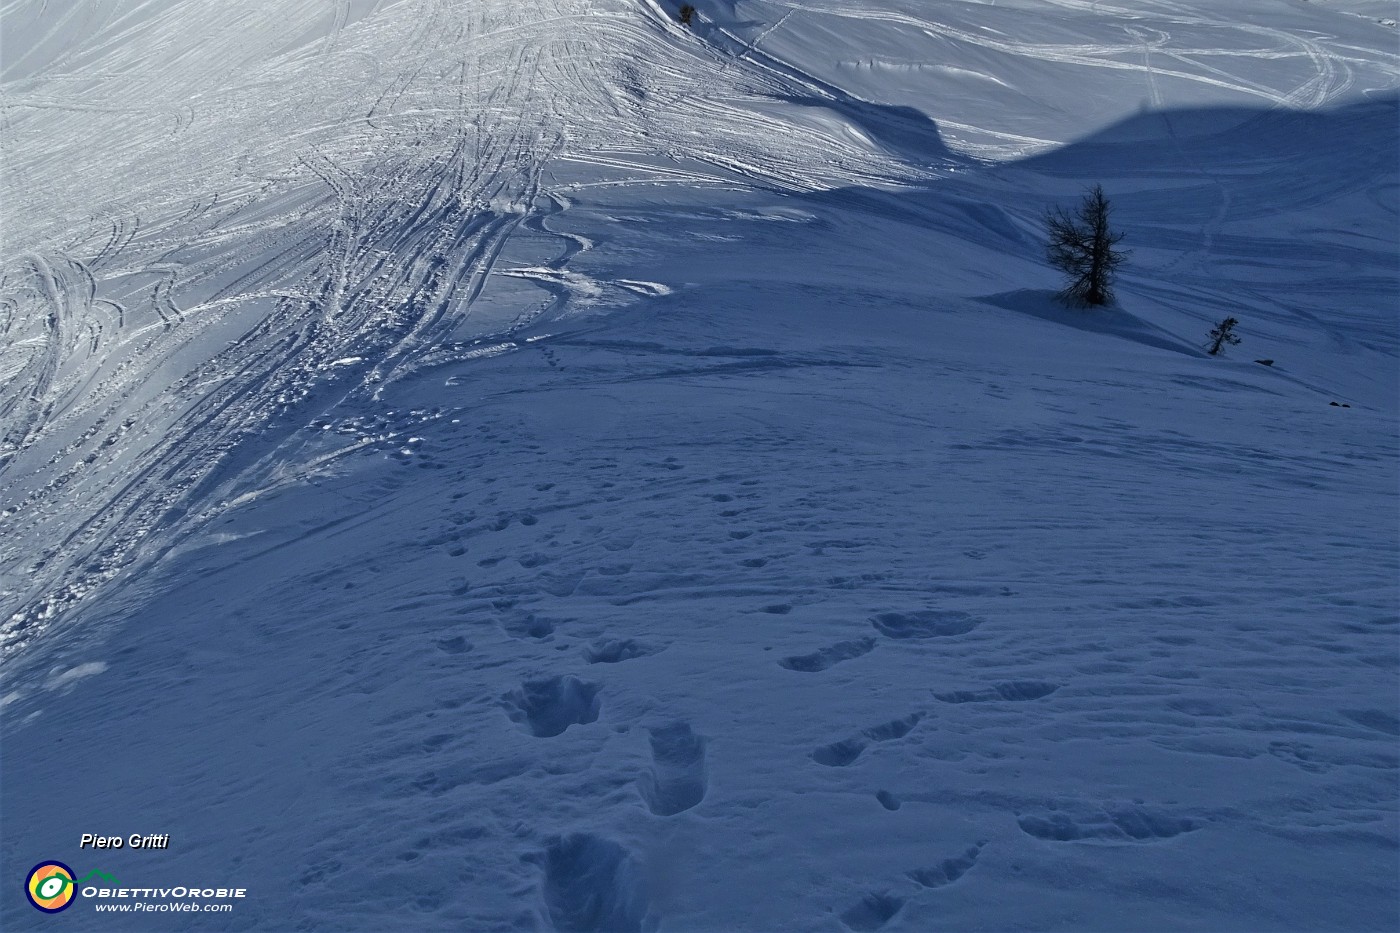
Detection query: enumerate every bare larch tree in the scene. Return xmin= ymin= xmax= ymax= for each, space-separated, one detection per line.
xmin=1045 ymin=184 xmax=1128 ymax=307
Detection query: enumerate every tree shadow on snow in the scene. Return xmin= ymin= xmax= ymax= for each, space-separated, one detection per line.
xmin=777 ymin=94 xmax=1398 ymax=352
xmin=976 ymin=289 xmax=1204 ymax=357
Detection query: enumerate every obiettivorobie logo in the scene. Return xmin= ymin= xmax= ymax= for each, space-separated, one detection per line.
xmin=24 ymin=862 xmax=113 ymax=913
xmin=25 ymin=861 xmax=246 ymax=914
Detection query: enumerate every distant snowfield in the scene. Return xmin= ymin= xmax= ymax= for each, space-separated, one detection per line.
xmin=2 ymin=1 xmax=1397 ymax=930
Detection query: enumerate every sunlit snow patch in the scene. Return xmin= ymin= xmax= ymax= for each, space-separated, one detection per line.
xmin=45 ymin=662 xmax=108 ymax=690
xmin=499 ymin=268 xmax=670 ymax=306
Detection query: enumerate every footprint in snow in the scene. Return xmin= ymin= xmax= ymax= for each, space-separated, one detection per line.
xmin=840 ymin=892 xmax=904 ymax=932
xmin=435 ymin=636 xmax=471 ymax=655
xmin=500 ymin=612 xmax=559 ymax=640
xmin=535 ymin=834 xmax=652 ymax=933
xmin=933 ymin=681 xmax=1059 ymax=703
xmin=1017 ymin=805 xmax=1199 ymax=843
xmin=1341 ymin=708 xmax=1400 ymax=736
xmin=907 ymin=842 xmax=984 ymax=888
xmin=582 ymin=638 xmax=662 ymax=664
xmin=778 ymin=636 xmax=876 ymax=672
xmin=1268 ymin=740 xmax=1328 ymax=773
xmin=812 ymin=713 xmax=923 ymax=767
xmin=871 ymin=610 xmax=979 ymax=639
xmin=637 ymin=722 xmax=708 ymax=816
xmin=502 ymin=676 xmax=600 ymax=737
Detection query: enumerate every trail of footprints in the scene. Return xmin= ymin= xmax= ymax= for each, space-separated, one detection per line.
xmin=431 ymin=464 xmax=1202 ymax=931
xmin=785 ymin=611 xmax=1204 ymax=930
xmin=490 ymin=635 xmax=701 ymax=930
xmin=464 ymin=467 xmax=790 ymax=930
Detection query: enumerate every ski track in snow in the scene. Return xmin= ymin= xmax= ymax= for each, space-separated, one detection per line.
xmin=0 ymin=0 xmax=927 ymax=654
xmin=779 ymin=0 xmax=1396 ymax=157
xmin=5 ymin=0 xmax=1389 ymax=658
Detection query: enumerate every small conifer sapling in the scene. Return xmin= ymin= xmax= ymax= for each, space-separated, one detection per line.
xmin=1207 ymin=316 xmax=1241 ymax=355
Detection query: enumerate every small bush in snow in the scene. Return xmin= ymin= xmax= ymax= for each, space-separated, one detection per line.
xmin=679 ymin=5 xmax=696 ymax=26
xmin=1207 ymin=316 xmax=1242 ymax=355
xmin=1044 ymin=184 xmax=1128 ymax=307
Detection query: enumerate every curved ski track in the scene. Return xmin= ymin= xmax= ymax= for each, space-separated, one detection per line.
xmin=0 ymin=0 xmax=936 ymax=655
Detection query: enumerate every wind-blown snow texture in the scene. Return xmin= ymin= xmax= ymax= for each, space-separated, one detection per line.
xmin=2 ymin=1 xmax=1397 ymax=930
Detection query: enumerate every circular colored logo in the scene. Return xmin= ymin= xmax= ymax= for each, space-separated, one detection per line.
xmin=25 ymin=862 xmax=76 ymax=913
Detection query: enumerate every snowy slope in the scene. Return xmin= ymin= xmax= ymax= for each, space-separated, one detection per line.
xmin=2 ymin=1 xmax=1398 ymax=930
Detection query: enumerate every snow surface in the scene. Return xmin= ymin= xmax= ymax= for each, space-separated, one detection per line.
xmin=2 ymin=0 xmax=1397 ymax=930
